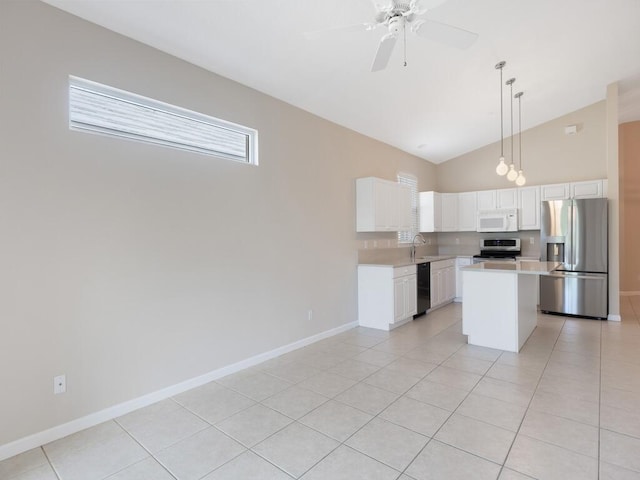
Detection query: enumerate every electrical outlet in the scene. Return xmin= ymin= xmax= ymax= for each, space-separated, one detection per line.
xmin=308 ymin=309 xmax=313 ymax=321
xmin=54 ymin=375 xmax=66 ymax=395
xmin=373 ymin=240 xmax=377 ymax=248
xmin=455 ymin=238 xmax=460 ymax=245
xmin=529 ymin=237 xmax=535 ymax=245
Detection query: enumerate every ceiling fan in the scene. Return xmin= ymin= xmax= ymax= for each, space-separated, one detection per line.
xmin=306 ymin=0 xmax=478 ymax=72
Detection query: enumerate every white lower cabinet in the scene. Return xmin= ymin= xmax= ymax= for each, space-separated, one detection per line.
xmin=394 ymin=274 xmax=417 ymax=323
xmin=430 ymin=259 xmax=456 ymax=310
xmin=358 ymin=264 xmax=417 ymax=330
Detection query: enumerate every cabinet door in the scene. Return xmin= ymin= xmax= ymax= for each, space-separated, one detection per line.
xmin=419 ymin=191 xmax=442 ymax=232
xmin=430 ymin=270 xmax=440 ymax=307
xmin=457 ymin=192 xmax=477 ymax=232
xmin=541 ymin=183 xmax=570 ymax=201
xmin=571 ymin=180 xmax=603 ymax=199
xmin=496 ymin=188 xmax=518 ymax=209
xmin=441 ymin=193 xmax=458 ymax=232
xmin=375 ymin=180 xmax=398 ymax=231
xmin=393 ymin=277 xmax=406 ymax=322
xmin=477 ymin=190 xmax=497 ymax=211
xmin=518 ymin=186 xmax=541 ymax=230
xmin=437 ymin=270 xmax=446 ymax=305
xmin=445 ymin=267 xmax=455 ymax=301
xmin=405 ymin=275 xmax=417 ymax=317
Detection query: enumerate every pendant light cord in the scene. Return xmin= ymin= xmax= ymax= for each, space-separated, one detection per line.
xmin=509 ymin=80 xmax=514 ymax=166
xmin=499 ymin=66 xmax=504 ymax=157
xmin=518 ymin=94 xmax=522 ymax=170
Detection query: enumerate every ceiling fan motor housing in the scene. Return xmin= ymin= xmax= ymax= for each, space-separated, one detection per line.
xmin=387 ymin=15 xmax=405 ymax=34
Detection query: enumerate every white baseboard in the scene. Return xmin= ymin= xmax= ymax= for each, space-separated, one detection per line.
xmin=608 ymin=314 xmax=622 ymax=322
xmin=0 ymin=320 xmax=357 ymax=462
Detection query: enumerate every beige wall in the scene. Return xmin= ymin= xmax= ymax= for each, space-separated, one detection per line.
xmin=436 ymin=102 xmax=607 ymax=192
xmin=620 ymin=121 xmax=640 ymax=293
xmin=0 ymin=1 xmax=435 ymax=448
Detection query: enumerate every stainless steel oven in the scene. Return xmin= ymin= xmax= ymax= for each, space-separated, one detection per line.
xmin=472 ymin=238 xmax=521 ymax=264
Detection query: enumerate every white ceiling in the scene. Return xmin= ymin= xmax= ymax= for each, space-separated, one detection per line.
xmin=42 ymin=0 xmax=640 ymax=164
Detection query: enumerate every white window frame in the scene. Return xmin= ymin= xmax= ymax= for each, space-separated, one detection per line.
xmin=68 ymin=76 xmax=258 ymax=165
xmin=397 ymin=172 xmax=419 ymax=244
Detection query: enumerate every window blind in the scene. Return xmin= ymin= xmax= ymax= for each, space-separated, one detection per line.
xmin=397 ymin=172 xmax=419 ymax=244
xmin=69 ymin=76 xmax=258 ymax=164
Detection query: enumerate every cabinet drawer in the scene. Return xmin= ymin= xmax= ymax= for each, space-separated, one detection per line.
xmin=431 ymin=259 xmax=455 ymax=270
xmin=393 ymin=265 xmax=416 ymax=278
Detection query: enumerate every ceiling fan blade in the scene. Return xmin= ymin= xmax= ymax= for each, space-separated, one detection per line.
xmin=371 ymin=0 xmax=394 ymax=14
xmin=304 ymin=23 xmax=374 ymax=40
xmin=412 ymin=0 xmax=450 ymax=12
xmin=412 ymin=18 xmax=478 ymax=49
xmin=371 ymin=33 xmax=397 ymax=72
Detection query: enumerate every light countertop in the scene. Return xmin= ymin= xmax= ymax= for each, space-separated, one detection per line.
xmin=358 ymin=255 xmax=458 ymax=267
xmin=462 ymin=261 xmax=561 ymax=275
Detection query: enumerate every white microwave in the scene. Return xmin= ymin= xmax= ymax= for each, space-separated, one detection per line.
xmin=477 ymin=209 xmax=519 ymax=232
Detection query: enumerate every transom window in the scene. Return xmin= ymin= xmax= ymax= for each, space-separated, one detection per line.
xmin=68 ymin=76 xmax=258 ymax=165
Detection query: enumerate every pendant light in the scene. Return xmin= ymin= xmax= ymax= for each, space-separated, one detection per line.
xmin=506 ymin=77 xmax=518 ymax=181
xmin=495 ymin=61 xmax=508 ymax=176
xmin=514 ymin=91 xmax=526 ymax=186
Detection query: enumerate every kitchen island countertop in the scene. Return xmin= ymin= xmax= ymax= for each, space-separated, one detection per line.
xmin=463 ymin=261 xmax=561 ymax=275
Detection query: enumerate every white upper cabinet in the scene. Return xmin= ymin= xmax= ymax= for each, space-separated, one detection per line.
xmin=541 ymin=180 xmax=606 ymax=201
xmin=477 ymin=190 xmax=497 ymax=211
xmin=419 ymin=191 xmax=442 ymax=232
xmin=496 ymin=188 xmax=518 ymax=209
xmin=356 ymin=177 xmax=410 ymax=232
xmin=541 ymin=183 xmax=571 ymax=201
xmin=571 ymin=180 xmax=604 ymax=199
xmin=441 ymin=193 xmax=458 ymax=232
xmin=457 ymin=192 xmax=477 ymax=231
xmin=518 ymin=186 xmax=541 ymax=230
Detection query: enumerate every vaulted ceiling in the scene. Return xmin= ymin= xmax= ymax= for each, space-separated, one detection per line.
xmin=42 ymin=0 xmax=640 ymax=164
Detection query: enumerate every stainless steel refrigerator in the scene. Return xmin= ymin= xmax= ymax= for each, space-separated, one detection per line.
xmin=540 ymin=198 xmax=608 ymax=319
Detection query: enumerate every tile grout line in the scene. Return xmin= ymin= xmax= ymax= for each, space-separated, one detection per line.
xmin=39 ymin=446 xmax=62 ymax=480
xmin=598 ymin=317 xmax=603 ymax=480
xmin=493 ymin=315 xmax=565 ymax=479
xmin=286 ymin=313 xmax=464 ymax=478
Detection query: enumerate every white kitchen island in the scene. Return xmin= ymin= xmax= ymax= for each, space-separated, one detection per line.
xmin=462 ymin=261 xmax=560 ymax=352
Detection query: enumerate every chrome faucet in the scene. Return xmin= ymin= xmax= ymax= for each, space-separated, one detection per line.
xmin=411 ymin=234 xmax=426 ymax=262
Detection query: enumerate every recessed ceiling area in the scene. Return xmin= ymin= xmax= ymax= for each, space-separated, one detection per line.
xmin=41 ymin=0 xmax=640 ymax=164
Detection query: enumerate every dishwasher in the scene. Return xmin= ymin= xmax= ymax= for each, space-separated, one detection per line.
xmin=414 ymin=262 xmax=431 ymax=317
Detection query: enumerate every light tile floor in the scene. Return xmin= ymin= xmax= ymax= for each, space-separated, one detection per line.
xmin=3 ymin=296 xmax=640 ymax=480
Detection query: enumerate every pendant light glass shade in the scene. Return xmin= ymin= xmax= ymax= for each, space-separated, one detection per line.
xmin=496 ymin=157 xmax=508 ymax=175
xmin=495 ymin=61 xmax=506 ymax=176
xmin=506 ymin=163 xmax=518 ymax=181
xmin=515 ymin=170 xmax=526 ymax=186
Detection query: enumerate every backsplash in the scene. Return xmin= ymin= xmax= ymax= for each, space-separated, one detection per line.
xmin=357 ymin=230 xmax=541 ymax=263
xmin=437 ymin=231 xmax=541 ymax=258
